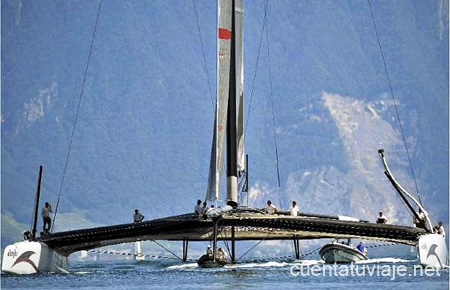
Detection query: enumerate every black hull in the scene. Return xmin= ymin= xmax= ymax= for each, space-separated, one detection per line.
xmin=197 ymin=254 xmax=228 ymax=268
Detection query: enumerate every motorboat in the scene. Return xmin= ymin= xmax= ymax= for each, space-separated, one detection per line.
xmin=319 ymin=240 xmax=368 ymax=263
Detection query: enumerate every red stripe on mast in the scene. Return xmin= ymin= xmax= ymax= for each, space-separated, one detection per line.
xmin=218 ymin=28 xmax=232 ymax=40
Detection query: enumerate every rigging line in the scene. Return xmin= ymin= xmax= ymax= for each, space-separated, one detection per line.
xmin=300 ymin=246 xmax=321 ymax=258
xmin=235 ymin=235 xmax=269 ymax=262
xmin=218 ymin=220 xmax=232 ymax=258
xmin=192 ymin=0 xmax=215 ymax=111
xmin=151 ymin=240 xmax=183 ymax=261
xmin=244 ymin=0 xmax=269 ymax=139
xmin=265 ymin=10 xmax=282 ymax=209
xmin=367 ymin=0 xmax=422 ymax=205
xmin=51 ymin=0 xmax=103 ymax=231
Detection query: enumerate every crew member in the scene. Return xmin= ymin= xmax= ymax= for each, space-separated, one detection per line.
xmin=201 ymin=202 xmax=209 ymax=214
xmin=436 ymin=221 xmax=446 ymax=238
xmin=266 ymin=200 xmax=277 ymax=215
xmin=289 ymin=201 xmax=300 ymax=216
xmin=356 ymin=242 xmax=367 ymax=255
xmin=23 ymin=231 xmax=31 ymax=240
xmin=195 ymin=200 xmax=202 ymax=215
xmin=376 ymin=211 xmax=387 ymax=224
xmin=217 ymin=248 xmax=228 ymax=260
xmin=133 ymin=209 xmax=144 ymax=223
xmin=413 ymin=208 xmax=427 ymax=229
xmin=206 ymin=245 xmax=213 ymax=256
xmin=41 ymin=202 xmax=52 ymax=233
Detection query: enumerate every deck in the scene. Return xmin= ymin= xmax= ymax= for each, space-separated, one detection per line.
xmin=38 ymin=211 xmax=425 ymax=256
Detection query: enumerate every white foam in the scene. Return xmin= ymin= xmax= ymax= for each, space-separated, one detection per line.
xmin=74 ymin=271 xmax=92 ymax=275
xmin=295 ymin=259 xmax=324 ymax=266
xmin=355 ymin=258 xmax=416 ymax=264
xmin=226 ymin=261 xmax=288 ymax=269
xmin=167 ymin=263 xmax=198 ymax=270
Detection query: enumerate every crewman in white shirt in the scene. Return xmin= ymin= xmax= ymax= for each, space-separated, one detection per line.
xmin=194 ymin=200 xmax=202 ymax=215
xmin=376 ymin=211 xmax=387 ymax=224
xmin=266 ymin=200 xmax=277 ymax=215
xmin=133 ymin=209 xmax=144 ymax=223
xmin=289 ymin=201 xmax=300 ymax=216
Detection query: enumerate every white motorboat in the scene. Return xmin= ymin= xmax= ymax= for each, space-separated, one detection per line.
xmin=319 ymin=240 xmax=368 ymax=263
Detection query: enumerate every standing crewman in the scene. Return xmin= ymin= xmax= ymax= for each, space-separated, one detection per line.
xmin=41 ymin=202 xmax=52 ymax=233
xmin=133 ymin=209 xmax=145 ymax=223
xmin=289 ymin=201 xmax=300 ymax=216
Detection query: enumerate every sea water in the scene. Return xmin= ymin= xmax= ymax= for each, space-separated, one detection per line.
xmin=1 ymin=258 xmax=449 ymax=289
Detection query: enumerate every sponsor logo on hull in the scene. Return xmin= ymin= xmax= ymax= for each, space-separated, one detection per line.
xmin=12 ymin=251 xmax=39 ymax=273
xmin=426 ymin=244 xmax=443 ymax=268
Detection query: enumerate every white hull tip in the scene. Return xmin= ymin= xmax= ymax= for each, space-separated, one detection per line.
xmin=2 ymin=241 xmax=69 ymax=275
xmin=418 ymin=234 xmax=448 ymax=269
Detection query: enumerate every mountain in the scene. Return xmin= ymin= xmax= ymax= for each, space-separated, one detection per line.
xmin=2 ymin=0 xmax=448 ymax=247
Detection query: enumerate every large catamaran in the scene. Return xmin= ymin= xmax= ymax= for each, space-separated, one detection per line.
xmin=2 ymin=0 xmax=447 ymax=274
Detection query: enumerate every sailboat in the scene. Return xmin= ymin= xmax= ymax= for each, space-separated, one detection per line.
xmin=2 ymin=0 xmax=447 ymax=275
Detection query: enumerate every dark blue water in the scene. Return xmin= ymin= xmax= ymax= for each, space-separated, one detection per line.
xmin=2 ymin=259 xmax=449 ymax=289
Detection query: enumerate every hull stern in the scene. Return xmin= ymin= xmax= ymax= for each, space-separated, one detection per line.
xmin=2 ymin=241 xmax=69 ymax=274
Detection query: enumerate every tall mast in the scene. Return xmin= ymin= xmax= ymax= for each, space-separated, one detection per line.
xmin=226 ymin=0 xmax=238 ymax=206
xmin=32 ymin=166 xmax=43 ymax=240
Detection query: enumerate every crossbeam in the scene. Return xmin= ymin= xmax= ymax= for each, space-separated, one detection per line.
xmin=38 ymin=212 xmax=425 ymax=256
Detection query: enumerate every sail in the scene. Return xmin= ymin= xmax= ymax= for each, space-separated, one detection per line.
xmin=205 ymin=118 xmax=218 ymax=201
xmin=235 ymin=0 xmax=245 ymax=173
xmin=205 ymin=0 xmax=233 ymax=202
